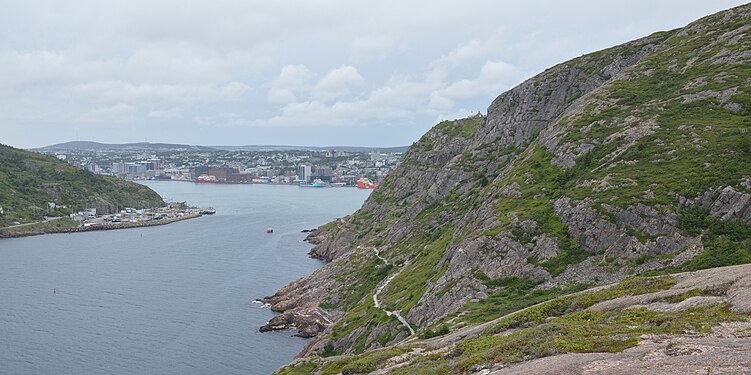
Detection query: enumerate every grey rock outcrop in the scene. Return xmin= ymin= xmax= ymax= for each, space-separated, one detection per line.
xmin=696 ymin=186 xmax=751 ymax=222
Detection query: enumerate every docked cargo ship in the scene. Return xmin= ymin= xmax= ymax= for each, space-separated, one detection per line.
xmin=195 ymin=175 xmax=221 ymax=183
xmin=356 ymin=178 xmax=378 ymax=189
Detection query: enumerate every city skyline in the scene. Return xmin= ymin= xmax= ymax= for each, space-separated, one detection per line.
xmin=45 ymin=144 xmax=402 ymax=187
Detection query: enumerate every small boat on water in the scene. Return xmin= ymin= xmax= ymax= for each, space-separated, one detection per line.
xmin=266 ymin=227 xmax=274 ymax=233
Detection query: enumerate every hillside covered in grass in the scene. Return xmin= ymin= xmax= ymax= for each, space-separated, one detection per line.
xmin=0 ymin=143 xmax=164 ymax=227
xmin=263 ymin=3 xmax=751 ymax=371
xmin=277 ymin=264 xmax=751 ymax=374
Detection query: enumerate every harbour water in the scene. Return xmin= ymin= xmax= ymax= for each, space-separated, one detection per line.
xmin=0 ymin=182 xmax=371 ymax=374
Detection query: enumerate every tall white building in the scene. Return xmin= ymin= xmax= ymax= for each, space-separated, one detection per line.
xmin=113 ymin=161 xmax=128 ymax=174
xmin=297 ymin=164 xmax=311 ymax=182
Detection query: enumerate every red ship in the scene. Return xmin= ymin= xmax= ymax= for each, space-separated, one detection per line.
xmin=357 ymin=178 xmax=378 ymax=189
xmin=195 ymin=175 xmax=221 ymax=183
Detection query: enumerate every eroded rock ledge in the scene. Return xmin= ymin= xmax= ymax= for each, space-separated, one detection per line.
xmin=258 ymin=228 xmax=345 ymax=339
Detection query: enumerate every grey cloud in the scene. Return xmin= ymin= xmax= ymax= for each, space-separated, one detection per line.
xmin=267 ymin=65 xmax=312 ymax=104
xmin=313 ymin=66 xmax=365 ymax=102
xmin=74 ymin=80 xmax=249 ymax=105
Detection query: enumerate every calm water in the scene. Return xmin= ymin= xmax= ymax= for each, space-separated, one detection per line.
xmin=0 ymin=182 xmax=370 ymax=375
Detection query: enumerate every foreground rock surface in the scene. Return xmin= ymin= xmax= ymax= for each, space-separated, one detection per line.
xmin=488 ymin=265 xmax=751 ymax=374
xmin=489 ymin=325 xmax=751 ymax=375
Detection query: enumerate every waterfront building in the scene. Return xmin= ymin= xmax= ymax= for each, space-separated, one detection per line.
xmin=208 ymin=166 xmax=239 ymax=181
xmin=297 ymin=164 xmax=312 ymax=182
xmin=193 ymin=165 xmax=210 ymax=178
xmin=127 ymin=163 xmax=147 ymax=174
xmin=113 ymin=161 xmax=128 ymax=174
xmin=146 ymin=158 xmax=161 ymax=171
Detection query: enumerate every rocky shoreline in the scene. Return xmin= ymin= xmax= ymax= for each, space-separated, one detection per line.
xmin=0 ymin=213 xmax=205 ymax=239
xmin=258 ymin=228 xmax=339 ymax=341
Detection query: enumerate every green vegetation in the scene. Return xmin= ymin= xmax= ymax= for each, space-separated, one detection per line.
xmin=639 ymin=206 xmax=751 ymax=276
xmin=326 ymin=259 xmax=410 ymax=353
xmin=388 ymin=274 xmax=745 ymax=374
xmin=555 ymin=20 xmax=751 ymax=209
xmin=320 ymin=347 xmax=410 ymax=375
xmin=1 ymin=218 xmax=79 ymax=233
xmin=673 ymin=207 xmax=751 ymax=271
xmin=486 ymin=275 xmax=675 ymax=334
xmin=328 ymin=303 xmax=390 ymax=355
xmin=328 ymin=254 xmax=393 ymax=311
xmin=273 ymin=361 xmax=319 ymax=375
xmin=298 ymin=272 xmax=747 ymax=375
xmin=484 ymin=145 xmax=618 ymax=276
xmin=441 ymin=304 xmax=743 ymax=374
xmin=460 ymin=283 xmax=588 ymax=327
xmin=380 ymin=226 xmax=455 ymax=314
xmin=434 ymin=116 xmax=483 ymax=139
xmin=0 ymin=144 xmax=164 ymax=226
xmin=474 ymin=274 xmax=536 ymax=290
xmin=419 ymin=324 xmax=449 ymax=339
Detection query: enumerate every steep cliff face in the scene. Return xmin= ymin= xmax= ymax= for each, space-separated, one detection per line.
xmin=263 ymin=3 xmax=751 ymax=358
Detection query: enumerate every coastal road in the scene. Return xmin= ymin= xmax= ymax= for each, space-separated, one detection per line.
xmin=0 ymin=216 xmax=64 ymax=229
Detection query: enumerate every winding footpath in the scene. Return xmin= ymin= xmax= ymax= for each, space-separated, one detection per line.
xmin=359 ymin=246 xmax=416 ymax=336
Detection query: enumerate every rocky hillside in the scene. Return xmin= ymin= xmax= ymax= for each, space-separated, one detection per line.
xmin=0 ymin=143 xmax=165 ymax=226
xmin=263 ymin=2 xmax=751 ymax=365
xmin=279 ymin=264 xmax=751 ymax=374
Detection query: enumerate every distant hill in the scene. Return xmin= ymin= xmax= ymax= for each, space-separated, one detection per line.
xmin=37 ymin=141 xmax=217 ymax=152
xmin=0 ymin=144 xmax=165 ymax=226
xmin=37 ymin=141 xmax=409 ymax=153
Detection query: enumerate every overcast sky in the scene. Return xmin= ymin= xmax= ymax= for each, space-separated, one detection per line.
xmin=0 ymin=1 xmax=747 ymax=149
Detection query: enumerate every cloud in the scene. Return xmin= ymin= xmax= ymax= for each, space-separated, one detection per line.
xmin=74 ymin=80 xmax=249 ymax=106
xmin=267 ymin=64 xmax=312 ymax=104
xmin=255 ymin=58 xmax=520 ymax=129
xmin=253 ymin=74 xmax=440 ymax=128
xmin=0 ymin=51 xmax=67 ymax=90
xmin=218 ymin=82 xmax=250 ymax=101
xmin=350 ymin=36 xmax=407 ymax=62
xmin=148 ymin=108 xmax=182 ymax=119
xmin=0 ymin=50 xmax=114 ymax=93
xmin=265 ymin=64 xmax=365 ymax=111
xmin=429 ymin=61 xmax=520 ymax=109
xmin=82 ymin=103 xmax=137 ymax=123
xmin=432 ymin=35 xmax=503 ymax=69
xmin=313 ymin=65 xmax=364 ymax=101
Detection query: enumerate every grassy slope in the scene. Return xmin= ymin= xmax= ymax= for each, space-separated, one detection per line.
xmin=0 ymin=144 xmax=165 ymax=226
xmin=276 ymin=272 xmax=749 ymax=374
